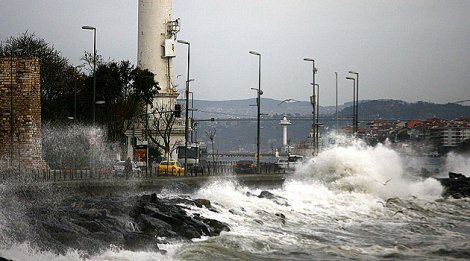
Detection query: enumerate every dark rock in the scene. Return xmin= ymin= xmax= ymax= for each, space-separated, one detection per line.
xmin=258 ymin=190 xmax=276 ymax=199
xmin=258 ymin=191 xmax=290 ymax=206
xmin=449 ymin=172 xmax=466 ymax=179
xmin=436 ymin=172 xmax=470 ymax=198
xmin=151 ymin=193 xmax=158 ymax=203
xmin=194 ymin=198 xmax=212 ymax=209
xmin=137 ymin=214 xmax=172 ymax=235
xmin=123 ymin=231 xmax=160 ymax=252
xmin=75 ymin=208 xmax=108 ymax=220
xmin=91 ymin=231 xmax=124 ymax=246
xmin=179 ymin=223 xmax=202 ymax=239
xmin=0 ymin=257 xmax=13 ymax=261
xmin=201 ymin=218 xmax=231 ymax=235
xmin=275 ymin=213 xmax=286 ymax=225
xmin=1 ymin=191 xmax=230 ymax=257
xmin=129 ymin=204 xmax=145 ymax=219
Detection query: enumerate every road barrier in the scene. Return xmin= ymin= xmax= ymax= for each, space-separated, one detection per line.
xmin=0 ymin=161 xmax=287 ymax=183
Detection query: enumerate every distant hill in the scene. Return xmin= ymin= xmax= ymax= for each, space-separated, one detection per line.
xmin=187 ymin=98 xmax=344 ymax=120
xmin=182 ymin=98 xmax=470 ymax=154
xmin=339 ymin=99 xmax=470 ymax=120
xmin=184 ymin=98 xmax=470 ymax=121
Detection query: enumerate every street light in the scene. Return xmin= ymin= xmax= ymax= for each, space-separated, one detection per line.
xmin=349 ymin=71 xmax=359 ymax=133
xmin=346 ymin=76 xmax=356 ymax=134
xmin=188 ymin=91 xmax=198 ymax=143
xmin=303 ymin=58 xmax=317 ymax=156
xmin=9 ymin=48 xmax=22 ymax=169
xmin=177 ymin=39 xmax=191 ymax=173
xmin=249 ymin=51 xmax=261 ymax=173
xmin=81 ymin=25 xmax=97 ymax=125
xmin=335 ymin=72 xmax=339 ymax=134
xmin=315 ymin=83 xmax=320 ymax=153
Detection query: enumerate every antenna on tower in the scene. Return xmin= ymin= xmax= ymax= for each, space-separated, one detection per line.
xmin=167 ymin=18 xmax=180 ymax=39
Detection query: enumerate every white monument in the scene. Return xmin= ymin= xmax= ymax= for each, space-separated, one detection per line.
xmin=279 ymin=117 xmax=291 ymax=153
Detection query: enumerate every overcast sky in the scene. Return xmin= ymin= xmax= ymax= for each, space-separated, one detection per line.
xmin=1 ymin=0 xmax=469 ymax=106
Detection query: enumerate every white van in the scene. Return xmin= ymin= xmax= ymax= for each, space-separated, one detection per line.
xmin=287 ymin=155 xmax=304 ymax=170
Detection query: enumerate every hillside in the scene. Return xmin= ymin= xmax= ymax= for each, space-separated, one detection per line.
xmin=183 ymin=98 xmax=470 ymax=153
xmin=340 ymin=100 xmax=470 ymax=120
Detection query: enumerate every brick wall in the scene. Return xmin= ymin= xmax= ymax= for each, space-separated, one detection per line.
xmin=0 ymin=57 xmax=46 ymax=170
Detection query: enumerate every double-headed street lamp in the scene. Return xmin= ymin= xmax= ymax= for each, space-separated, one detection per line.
xmin=249 ymin=51 xmax=261 ymax=173
xmin=346 ymin=76 xmax=356 ymax=134
xmin=349 ymin=71 xmax=359 ymax=133
xmin=303 ymin=58 xmax=317 ymax=155
xmin=177 ymin=39 xmax=191 ymax=173
xmin=81 ymin=25 xmax=98 ymax=125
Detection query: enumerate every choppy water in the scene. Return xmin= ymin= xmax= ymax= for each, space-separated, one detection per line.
xmin=1 ymin=139 xmax=470 ymax=260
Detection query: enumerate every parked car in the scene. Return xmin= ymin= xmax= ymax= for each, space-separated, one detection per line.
xmin=287 ymin=155 xmax=304 ymax=170
xmin=112 ymin=160 xmax=141 ymax=176
xmin=275 ymin=158 xmax=289 ymax=171
xmin=158 ymin=160 xmax=185 ymax=175
xmin=234 ymin=160 xmax=256 ymax=174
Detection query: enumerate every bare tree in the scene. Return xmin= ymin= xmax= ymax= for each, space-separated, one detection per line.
xmin=142 ymin=106 xmax=182 ymax=161
xmin=206 ymin=128 xmax=216 ymax=164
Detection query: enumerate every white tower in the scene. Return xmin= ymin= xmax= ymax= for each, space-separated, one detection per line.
xmin=138 ymin=0 xmax=180 ymax=108
xmin=126 ymin=0 xmax=185 ymax=161
xmin=279 ymin=117 xmax=291 ymax=152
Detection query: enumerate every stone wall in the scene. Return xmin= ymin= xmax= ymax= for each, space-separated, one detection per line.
xmin=0 ymin=57 xmax=45 ymax=170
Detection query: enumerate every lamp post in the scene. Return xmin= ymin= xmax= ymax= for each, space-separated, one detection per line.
xmin=349 ymin=71 xmax=359 ymax=133
xmin=9 ymin=48 xmax=22 ymax=169
xmin=189 ymin=91 xmax=195 ymax=143
xmin=81 ymin=25 xmax=97 ymax=125
xmin=303 ymin=58 xmax=317 ymax=155
xmin=346 ymin=76 xmax=356 ymax=134
xmin=315 ymin=83 xmax=320 ymax=153
xmin=335 ymin=72 xmax=338 ymax=134
xmin=249 ymin=51 xmax=261 ymax=173
xmin=177 ymin=39 xmax=191 ymax=173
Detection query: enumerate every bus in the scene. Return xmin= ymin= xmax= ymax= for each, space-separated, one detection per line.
xmin=176 ymin=143 xmax=208 ymax=173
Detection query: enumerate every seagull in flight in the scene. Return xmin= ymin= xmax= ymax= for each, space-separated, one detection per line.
xmin=278 ymin=99 xmax=299 ymax=105
xmin=374 ymin=178 xmax=392 ymax=186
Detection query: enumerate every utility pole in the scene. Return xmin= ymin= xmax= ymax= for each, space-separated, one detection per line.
xmin=346 ymin=77 xmax=356 ymax=134
xmin=349 ymin=71 xmax=359 ymax=134
xmin=177 ymin=39 xmax=191 ymax=173
xmin=249 ymin=51 xmax=262 ymax=173
xmin=304 ymin=58 xmax=317 ymax=155
xmin=335 ymin=72 xmax=338 ymax=134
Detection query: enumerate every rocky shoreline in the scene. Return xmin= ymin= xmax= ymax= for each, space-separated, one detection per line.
xmin=0 ymin=193 xmax=229 ymax=258
xmin=436 ymin=172 xmax=470 ymax=199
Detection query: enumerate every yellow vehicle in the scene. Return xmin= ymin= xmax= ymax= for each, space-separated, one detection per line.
xmin=158 ymin=160 xmax=185 ymax=176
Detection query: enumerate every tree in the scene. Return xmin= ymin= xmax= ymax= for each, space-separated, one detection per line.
xmin=87 ymin=60 xmax=160 ymax=143
xmin=143 ymin=106 xmax=182 ymax=161
xmin=0 ymin=32 xmax=83 ymax=123
xmin=206 ymin=128 xmax=217 ymax=164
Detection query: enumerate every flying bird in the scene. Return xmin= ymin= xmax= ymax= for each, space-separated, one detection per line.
xmin=278 ymin=99 xmax=299 ymax=105
xmin=374 ymin=178 xmax=392 ymax=186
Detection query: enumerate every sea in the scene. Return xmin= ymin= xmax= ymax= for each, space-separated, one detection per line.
xmin=1 ymin=138 xmax=469 ymax=260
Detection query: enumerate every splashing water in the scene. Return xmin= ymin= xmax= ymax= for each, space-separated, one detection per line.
xmin=442 ymin=151 xmax=470 ymax=177
xmin=1 ymin=135 xmax=470 ymax=260
xmin=294 ymin=138 xmax=444 ymax=199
